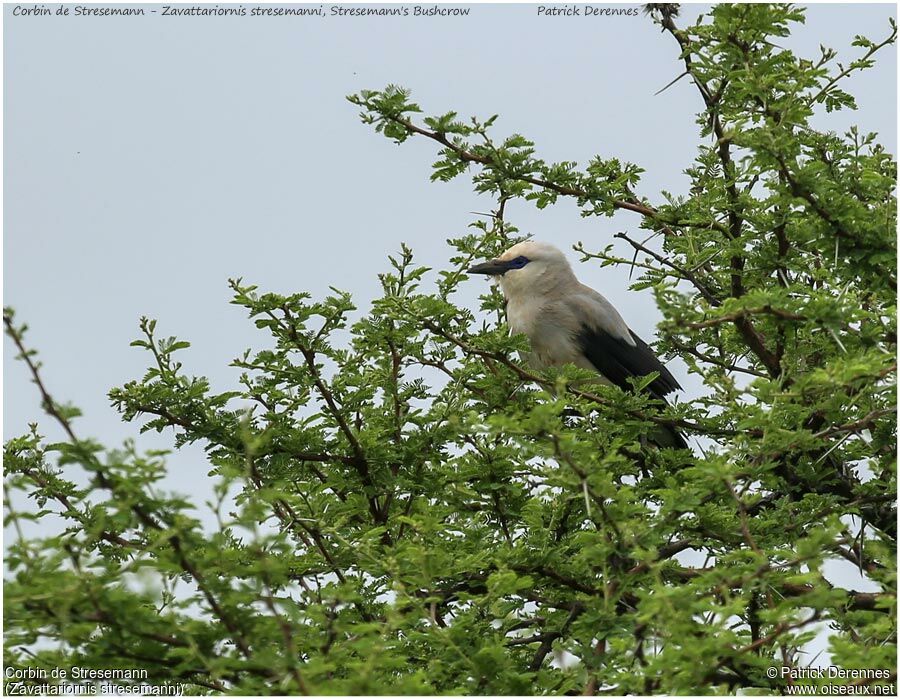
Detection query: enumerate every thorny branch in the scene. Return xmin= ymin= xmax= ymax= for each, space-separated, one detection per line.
xmin=4 ymin=313 xmax=255 ymax=660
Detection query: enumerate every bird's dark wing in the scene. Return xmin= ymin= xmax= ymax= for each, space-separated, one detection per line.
xmin=576 ymin=325 xmax=681 ymax=401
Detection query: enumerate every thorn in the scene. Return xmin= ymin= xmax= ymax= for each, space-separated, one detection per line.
xmin=654 ymin=70 xmax=690 ymax=96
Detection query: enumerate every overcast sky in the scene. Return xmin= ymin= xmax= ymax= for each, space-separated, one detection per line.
xmin=4 ymin=2 xmax=896 ymax=656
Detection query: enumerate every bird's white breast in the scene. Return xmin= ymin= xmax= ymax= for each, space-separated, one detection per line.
xmin=507 ymin=297 xmax=589 ymax=371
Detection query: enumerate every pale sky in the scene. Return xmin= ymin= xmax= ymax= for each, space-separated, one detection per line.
xmin=4 ymin=2 xmax=896 ymax=648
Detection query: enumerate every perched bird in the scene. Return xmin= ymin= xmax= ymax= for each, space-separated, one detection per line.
xmin=468 ymin=240 xmax=687 ymax=449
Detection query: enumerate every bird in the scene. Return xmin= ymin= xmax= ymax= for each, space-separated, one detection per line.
xmin=467 ymin=240 xmax=687 ymax=450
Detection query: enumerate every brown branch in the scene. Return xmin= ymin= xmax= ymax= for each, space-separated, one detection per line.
xmin=506 ymin=631 xmax=560 ymax=647
xmin=273 ymin=305 xmax=385 ymax=525
xmin=612 ymin=232 xmax=722 ymax=307
xmin=510 ymin=564 xmax=599 ymax=596
xmin=657 ymin=13 xmax=740 ymax=247
xmin=14 ymin=467 xmax=139 ymax=550
xmin=668 ymin=337 xmax=768 ymax=378
xmin=658 ymin=16 xmax=796 ymax=382
xmin=26 ymin=600 xmax=228 ymax=692
xmin=4 ymin=314 xmax=253 ymax=659
xmin=419 ymin=317 xmax=742 ymax=438
xmin=529 ymin=603 xmax=583 ymax=672
xmin=582 ymin=637 xmax=608 ymax=695
xmin=776 ymin=155 xmax=849 ymax=234
xmin=737 ymin=612 xmax=819 ymax=655
xmin=812 ymin=407 xmax=897 ymax=440
xmin=781 ymin=583 xmax=890 ymax=614
xmin=807 ymin=26 xmax=897 ymax=107
xmin=285 ymin=319 xmax=366 ymax=464
xmin=259 ymin=587 xmax=310 ymax=694
xmin=388 ymin=113 xmax=728 ymax=237
xmin=726 ymin=479 xmax=763 ymax=556
xmin=687 ymin=307 xmax=808 ymax=329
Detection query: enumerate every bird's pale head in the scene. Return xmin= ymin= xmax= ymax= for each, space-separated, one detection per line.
xmin=467 ymin=240 xmax=575 ymax=297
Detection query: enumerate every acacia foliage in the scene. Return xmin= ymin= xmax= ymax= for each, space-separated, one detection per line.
xmin=4 ymin=5 xmax=896 ymax=695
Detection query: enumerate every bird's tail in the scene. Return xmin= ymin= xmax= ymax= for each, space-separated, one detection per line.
xmin=649 ymin=423 xmax=689 ymax=451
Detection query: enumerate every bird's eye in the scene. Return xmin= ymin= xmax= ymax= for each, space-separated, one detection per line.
xmin=508 ymin=256 xmax=530 ymax=269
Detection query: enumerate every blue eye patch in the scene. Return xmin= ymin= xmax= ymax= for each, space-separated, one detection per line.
xmin=505 ymin=256 xmax=530 ymax=270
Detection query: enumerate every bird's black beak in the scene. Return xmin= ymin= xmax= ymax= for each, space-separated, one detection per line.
xmin=467 ymin=259 xmax=508 ymax=276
